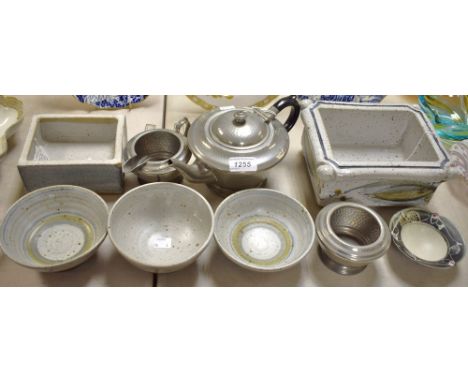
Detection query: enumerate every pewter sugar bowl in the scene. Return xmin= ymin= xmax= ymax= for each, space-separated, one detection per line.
xmin=170 ymin=95 xmax=300 ymax=195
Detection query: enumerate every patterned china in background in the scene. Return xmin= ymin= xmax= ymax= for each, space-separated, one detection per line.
xmin=0 ymin=96 xmax=23 ymax=156
xmin=297 ymin=95 xmax=385 ymax=103
xmin=449 ymin=140 xmax=468 ymax=181
xmin=186 ymin=95 xmax=277 ymax=110
xmin=418 ymin=95 xmax=468 ymax=144
xmin=75 ymin=95 xmax=147 ymax=109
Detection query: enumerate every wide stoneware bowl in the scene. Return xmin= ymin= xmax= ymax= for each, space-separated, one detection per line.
xmin=214 ymin=189 xmax=315 ymax=272
xmin=108 ymin=183 xmax=214 ymax=273
xmin=0 ymin=185 xmax=108 ymax=272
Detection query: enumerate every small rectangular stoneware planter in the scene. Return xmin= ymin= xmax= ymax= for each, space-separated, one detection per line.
xmin=301 ymin=102 xmax=456 ymax=206
xmin=18 ymin=114 xmax=126 ymax=193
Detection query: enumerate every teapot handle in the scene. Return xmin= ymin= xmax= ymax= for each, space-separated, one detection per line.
xmin=270 ymin=95 xmax=301 ymax=132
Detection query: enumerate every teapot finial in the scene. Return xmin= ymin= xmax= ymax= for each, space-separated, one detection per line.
xmin=233 ymin=111 xmax=247 ymax=126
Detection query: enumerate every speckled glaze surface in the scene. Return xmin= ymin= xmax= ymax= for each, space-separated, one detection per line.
xmin=301 ymin=102 xmax=456 ymax=206
xmin=0 ymin=96 xmax=23 ymax=156
xmin=0 ymin=185 xmax=108 ymax=272
xmin=214 ymin=189 xmax=315 ymax=272
xmin=17 ymin=114 xmax=126 ymax=193
xmin=389 ymin=207 xmax=465 ymax=269
xmin=108 ymin=183 xmax=214 ymax=273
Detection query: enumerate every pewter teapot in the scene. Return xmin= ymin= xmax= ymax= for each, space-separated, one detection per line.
xmin=170 ymin=96 xmax=300 ymax=195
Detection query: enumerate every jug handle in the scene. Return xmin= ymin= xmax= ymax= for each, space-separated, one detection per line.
xmin=174 ymin=117 xmax=191 ymax=136
xmin=270 ymin=95 xmax=301 ymax=132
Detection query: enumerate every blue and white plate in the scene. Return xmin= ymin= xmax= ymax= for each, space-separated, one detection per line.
xmin=75 ymin=95 xmax=147 ymax=109
xmin=298 ymin=95 xmax=385 ymax=103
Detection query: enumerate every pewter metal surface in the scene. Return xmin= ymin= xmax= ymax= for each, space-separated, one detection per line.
xmin=316 ymin=202 xmax=391 ymax=275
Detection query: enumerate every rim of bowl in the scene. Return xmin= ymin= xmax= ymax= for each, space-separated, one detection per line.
xmin=389 ymin=207 xmax=465 ymax=268
xmin=107 ymin=182 xmax=214 ymax=270
xmin=213 ymin=188 xmax=315 ymax=272
xmin=0 ymin=185 xmax=109 ymax=270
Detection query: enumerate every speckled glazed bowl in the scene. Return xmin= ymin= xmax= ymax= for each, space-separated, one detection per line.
xmin=0 ymin=185 xmax=108 ymax=272
xmin=108 ymin=183 xmax=214 ymax=273
xmin=214 ymin=189 xmax=315 ymax=272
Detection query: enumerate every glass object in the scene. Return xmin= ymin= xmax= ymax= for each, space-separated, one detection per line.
xmin=418 ymin=95 xmax=468 ymax=141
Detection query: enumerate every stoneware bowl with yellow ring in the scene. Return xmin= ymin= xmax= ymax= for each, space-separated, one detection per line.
xmin=0 ymin=185 xmax=108 ymax=272
xmin=214 ymin=189 xmax=315 ymax=272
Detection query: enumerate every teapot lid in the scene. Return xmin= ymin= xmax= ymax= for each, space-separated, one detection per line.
xmin=210 ymin=109 xmax=269 ymax=147
xmin=187 ymin=106 xmax=290 ymax=171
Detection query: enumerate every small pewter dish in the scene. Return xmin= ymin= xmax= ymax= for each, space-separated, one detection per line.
xmin=389 ymin=208 xmax=465 ymax=269
xmin=316 ymin=202 xmax=390 ymax=275
xmin=214 ymin=189 xmax=315 ymax=272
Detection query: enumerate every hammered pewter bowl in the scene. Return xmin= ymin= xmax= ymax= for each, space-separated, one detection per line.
xmin=316 ymin=202 xmax=390 ymax=275
xmin=0 ymin=185 xmax=108 ymax=272
xmin=214 ymin=189 xmax=315 ymax=272
xmin=108 ymin=183 xmax=214 ymax=273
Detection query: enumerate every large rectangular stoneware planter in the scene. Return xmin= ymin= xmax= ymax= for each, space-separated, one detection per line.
xmin=301 ymin=102 xmax=455 ymax=206
xmin=18 ymin=114 xmax=126 ymax=193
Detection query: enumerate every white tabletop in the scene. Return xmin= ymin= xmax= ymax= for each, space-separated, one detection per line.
xmin=1 ymin=95 xmax=467 ymax=286
xmin=0 ymin=96 xmax=166 ymax=286
xmin=158 ymin=95 xmax=468 ymax=286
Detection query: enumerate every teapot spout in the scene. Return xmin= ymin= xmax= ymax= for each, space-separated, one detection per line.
xmin=169 ymin=159 xmax=217 ymax=184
